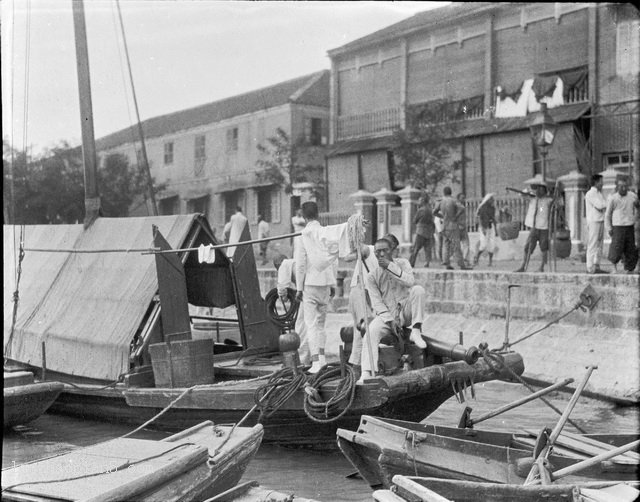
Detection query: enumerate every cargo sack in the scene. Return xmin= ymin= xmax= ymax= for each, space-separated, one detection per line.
xmin=497 ymin=221 xmax=520 ymax=241
xmin=554 ymin=228 xmax=571 ymax=259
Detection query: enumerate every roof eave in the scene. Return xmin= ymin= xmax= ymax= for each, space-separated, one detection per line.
xmin=327 ymin=3 xmax=498 ymax=58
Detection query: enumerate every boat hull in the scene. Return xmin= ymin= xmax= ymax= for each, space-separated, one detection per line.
xmin=2 ymin=421 xmax=263 ymax=502
xmin=48 ymin=352 xmax=525 ymax=448
xmin=4 ymin=382 xmax=64 ymax=428
xmin=376 ymin=476 xmax=640 ymax=502
xmin=337 ymin=416 xmax=639 ymax=487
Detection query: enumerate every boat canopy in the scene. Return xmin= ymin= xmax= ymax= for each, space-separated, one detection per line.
xmin=3 ymin=215 xmax=214 ymax=381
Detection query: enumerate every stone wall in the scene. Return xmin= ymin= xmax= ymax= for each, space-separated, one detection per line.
xmin=257 ymin=268 xmax=639 ymax=403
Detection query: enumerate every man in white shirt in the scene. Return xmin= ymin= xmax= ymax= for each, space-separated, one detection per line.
xmin=605 ymin=178 xmax=639 ymax=273
xmin=291 ymin=208 xmax=306 ymax=258
xmin=257 ymin=214 xmax=270 ymax=265
xmin=294 ymin=201 xmax=350 ymax=374
xmin=584 ymin=174 xmax=608 ymax=274
xmin=274 ymin=254 xmax=309 ymax=366
xmin=514 ymin=183 xmax=552 ymax=273
xmin=226 ymin=206 xmax=248 ymax=258
xmin=360 ymin=237 xmax=427 ymax=380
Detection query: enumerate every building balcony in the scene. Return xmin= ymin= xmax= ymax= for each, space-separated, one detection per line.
xmin=336 ymin=107 xmax=402 ymax=142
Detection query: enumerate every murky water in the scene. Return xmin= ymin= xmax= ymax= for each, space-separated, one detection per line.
xmin=3 ymin=381 xmax=638 ymax=501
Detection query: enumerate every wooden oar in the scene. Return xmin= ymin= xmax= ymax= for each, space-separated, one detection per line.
xmin=458 ymin=378 xmax=574 ymax=428
xmin=524 ymin=365 xmax=597 ymax=485
xmin=526 ymin=439 xmax=640 ymax=485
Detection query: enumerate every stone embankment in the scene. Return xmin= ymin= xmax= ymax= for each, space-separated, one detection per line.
xmin=258 ymin=269 xmax=639 ymax=404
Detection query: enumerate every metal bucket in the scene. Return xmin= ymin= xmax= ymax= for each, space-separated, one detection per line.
xmin=148 ymin=338 xmax=214 ymax=388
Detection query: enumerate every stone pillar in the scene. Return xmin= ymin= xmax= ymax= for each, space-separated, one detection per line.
xmin=397 ymin=186 xmax=422 ymax=244
xmin=349 ymin=190 xmax=375 ymax=244
xmin=558 ymin=170 xmax=589 ymax=251
xmin=374 ymin=188 xmax=398 ymax=241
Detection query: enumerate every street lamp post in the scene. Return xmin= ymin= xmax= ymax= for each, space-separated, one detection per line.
xmin=529 ymin=103 xmax=558 ymax=271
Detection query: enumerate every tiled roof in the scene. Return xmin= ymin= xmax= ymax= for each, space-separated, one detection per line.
xmin=96 ymin=70 xmax=329 ymax=151
xmin=327 ymin=3 xmax=495 ymax=57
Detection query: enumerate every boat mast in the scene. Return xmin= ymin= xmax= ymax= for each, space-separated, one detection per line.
xmin=72 ymin=0 xmax=100 ymax=228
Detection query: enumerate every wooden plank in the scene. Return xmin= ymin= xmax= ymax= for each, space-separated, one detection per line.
xmin=4 ymin=371 xmax=35 ymax=387
xmin=513 ymin=436 xmax=588 ymax=460
xmin=392 ymin=475 xmax=453 ymax=502
xmin=524 ymin=429 xmax=639 ymax=464
xmin=372 ymin=489 xmax=406 ymax=502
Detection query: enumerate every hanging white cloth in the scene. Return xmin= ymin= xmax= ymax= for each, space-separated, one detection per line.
xmin=494 ymin=79 xmax=533 ymax=118
xmin=198 ymin=244 xmax=216 ymax=264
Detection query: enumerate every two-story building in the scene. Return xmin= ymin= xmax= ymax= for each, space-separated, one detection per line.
xmin=325 ymin=2 xmax=639 ymax=219
xmin=95 ymin=70 xmax=330 ymax=245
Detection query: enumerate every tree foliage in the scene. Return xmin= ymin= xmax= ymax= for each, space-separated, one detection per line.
xmin=255 ymin=127 xmax=324 ymax=198
xmin=391 ymin=101 xmax=465 ymax=195
xmin=3 ymin=139 xmax=158 ymax=224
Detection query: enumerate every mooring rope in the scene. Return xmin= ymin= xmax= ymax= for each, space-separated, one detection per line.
xmin=5 ymin=225 xmax=25 ymax=364
xmin=264 ymin=287 xmax=299 ymax=331
xmin=254 ymin=367 xmax=307 ymax=421
xmin=479 ymin=345 xmax=587 ymax=434
xmin=303 ymin=363 xmax=357 ymax=423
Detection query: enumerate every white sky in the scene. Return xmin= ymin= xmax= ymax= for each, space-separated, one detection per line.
xmin=2 ymin=0 xmax=449 ymax=155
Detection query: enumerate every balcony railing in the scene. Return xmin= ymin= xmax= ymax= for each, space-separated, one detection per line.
xmin=336 ymin=107 xmax=401 ymax=141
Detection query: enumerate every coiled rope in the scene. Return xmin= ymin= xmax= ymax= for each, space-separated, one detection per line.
xmin=303 ymin=363 xmax=357 ymax=423
xmin=479 ymin=344 xmax=586 ymax=433
xmin=253 ymin=367 xmax=307 ymax=421
xmin=264 ymin=287 xmax=299 ymax=330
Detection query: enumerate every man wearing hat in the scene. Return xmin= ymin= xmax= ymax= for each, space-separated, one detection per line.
xmin=515 ymin=180 xmax=553 ymax=273
xmin=474 ymin=193 xmax=497 ymax=266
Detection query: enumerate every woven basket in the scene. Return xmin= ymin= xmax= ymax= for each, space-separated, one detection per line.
xmin=497 ymin=221 xmax=520 ymax=241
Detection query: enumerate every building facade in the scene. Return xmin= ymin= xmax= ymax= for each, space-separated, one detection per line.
xmin=96 ymin=71 xmax=330 ymax=244
xmin=325 ymin=3 xmax=639 ymax=215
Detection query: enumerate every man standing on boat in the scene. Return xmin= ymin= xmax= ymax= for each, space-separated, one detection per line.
xmin=274 ymin=254 xmax=310 ymax=366
xmin=360 ymin=236 xmax=427 ymax=381
xmin=294 ymin=201 xmax=350 ymax=374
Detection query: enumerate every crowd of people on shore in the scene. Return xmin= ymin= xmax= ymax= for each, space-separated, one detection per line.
xmin=221 ymin=177 xmax=637 ymax=379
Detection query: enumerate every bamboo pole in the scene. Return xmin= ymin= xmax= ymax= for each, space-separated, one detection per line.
xmin=524 ymin=365 xmax=597 ymax=485
xmin=549 ymin=440 xmax=640 ymax=482
xmin=142 ymin=231 xmax=302 ymax=255
xmin=469 ymin=378 xmax=574 ymax=427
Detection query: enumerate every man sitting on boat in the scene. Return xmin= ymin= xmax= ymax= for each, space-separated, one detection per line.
xmin=274 ymin=254 xmax=310 ymax=366
xmin=360 ymin=236 xmax=427 ymax=381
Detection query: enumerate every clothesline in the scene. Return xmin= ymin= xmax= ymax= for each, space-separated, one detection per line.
xmin=23 ymin=231 xmax=302 ymax=255
xmin=142 ymin=231 xmax=302 ymax=255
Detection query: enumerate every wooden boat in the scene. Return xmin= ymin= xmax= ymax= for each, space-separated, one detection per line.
xmin=1 ymin=420 xmax=263 ymax=502
xmin=337 ymin=415 xmax=639 ymax=487
xmin=373 ymin=475 xmax=640 ymax=502
xmin=3 ymin=214 xmax=525 ymax=448
xmin=3 ymin=371 xmax=64 ymax=428
xmin=206 ymin=480 xmax=320 ymax=502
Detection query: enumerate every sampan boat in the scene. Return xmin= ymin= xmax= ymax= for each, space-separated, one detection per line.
xmin=337 ymin=415 xmax=639 ymax=487
xmin=4 ymin=216 xmax=524 ymax=448
xmin=3 ymin=371 xmax=64 ymax=428
xmin=373 ymin=475 xmax=640 ymax=502
xmin=1 ymin=420 xmax=263 ymax=502
xmin=206 ymin=480 xmax=320 ymax=502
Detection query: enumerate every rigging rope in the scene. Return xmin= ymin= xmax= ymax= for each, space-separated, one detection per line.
xmin=5 ymin=226 xmax=25 ymax=363
xmin=303 ymin=363 xmax=357 ymax=423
